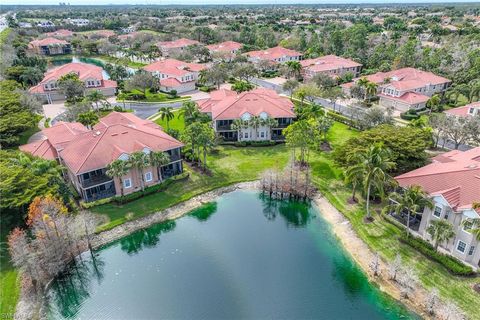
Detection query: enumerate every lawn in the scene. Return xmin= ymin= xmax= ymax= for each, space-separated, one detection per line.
xmin=119 ymin=89 xmax=191 ymax=103
xmin=154 ymin=109 xmax=185 ymax=130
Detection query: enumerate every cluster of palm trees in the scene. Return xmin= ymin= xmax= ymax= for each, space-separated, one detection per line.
xmin=446 ymin=80 xmax=480 ymax=105
xmin=106 ymin=150 xmax=171 ymax=197
xmin=356 ymin=77 xmax=379 ymax=101
xmin=231 ymin=115 xmax=278 ymax=140
xmin=283 ymin=61 xmax=302 ymax=80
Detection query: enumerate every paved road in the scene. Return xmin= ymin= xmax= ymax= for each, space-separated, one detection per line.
xmin=113 ymin=101 xmax=185 ymax=119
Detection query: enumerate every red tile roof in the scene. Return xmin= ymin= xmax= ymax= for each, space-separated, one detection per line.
xmin=90 ymin=30 xmax=116 ymax=38
xmin=19 ymin=139 xmax=57 ymax=160
xmin=300 ymin=55 xmax=362 ymax=72
xmin=45 ymin=29 xmax=74 ymax=37
xmin=362 ymin=67 xmax=451 ymax=86
xmin=444 ymin=102 xmax=480 ymax=117
xmin=245 ymin=46 xmax=302 ymax=61
xmin=157 ymin=38 xmax=201 ymax=49
xmin=395 ymin=147 xmax=480 ymax=212
xmin=160 ymin=78 xmax=184 ymax=87
xmin=143 ymin=58 xmax=206 ymax=76
xmin=379 ymin=92 xmax=429 ymax=105
xmin=197 ymin=88 xmax=295 ymax=121
xmin=29 ymin=37 xmax=70 ymax=47
xmin=206 ymin=41 xmax=243 ymax=53
xmin=21 ymin=112 xmax=183 ymax=175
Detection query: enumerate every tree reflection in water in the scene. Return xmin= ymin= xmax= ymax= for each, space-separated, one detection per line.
xmin=332 ymin=256 xmax=367 ymax=299
xmin=48 ymin=252 xmax=106 ymax=319
xmin=259 ymin=194 xmax=312 ymax=227
xmin=189 ymin=202 xmax=218 ymax=222
xmin=119 ymin=221 xmax=176 ymax=255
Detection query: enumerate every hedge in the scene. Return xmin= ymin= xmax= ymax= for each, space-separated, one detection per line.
xmin=399 ymin=233 xmax=475 ymax=276
xmin=233 ymin=140 xmax=278 ymax=147
xmin=80 ymin=172 xmax=190 ymax=209
xmin=326 ymin=111 xmax=360 ymax=129
xmin=400 ymin=112 xmax=420 ymax=120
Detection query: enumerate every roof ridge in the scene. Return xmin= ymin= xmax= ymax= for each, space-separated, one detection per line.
xmin=397 ymin=165 xmax=480 ymax=179
xmin=74 ymin=129 xmax=109 ymax=174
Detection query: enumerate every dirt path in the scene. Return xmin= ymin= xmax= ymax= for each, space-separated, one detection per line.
xmin=313 ymin=193 xmax=432 ymax=319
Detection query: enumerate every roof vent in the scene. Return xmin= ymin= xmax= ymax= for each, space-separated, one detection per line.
xmin=94 ymin=131 xmax=101 ymax=136
xmin=111 ymin=133 xmax=118 ymax=136
xmin=466 ymin=164 xmax=478 ymax=169
xmin=122 ymin=131 xmax=128 ymax=134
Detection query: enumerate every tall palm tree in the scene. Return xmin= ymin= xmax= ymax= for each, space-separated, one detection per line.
xmin=231 ymin=119 xmax=248 ymax=140
xmin=426 ymin=94 xmax=441 ymax=114
xmin=345 ymin=166 xmax=363 ymax=203
xmin=128 ymin=151 xmax=150 ymax=192
xmin=261 ymin=116 xmax=278 ymax=139
xmin=179 ymin=101 xmax=200 ymax=125
xmin=426 ymin=219 xmax=455 ymax=250
xmin=86 ymin=90 xmax=106 ymax=112
xmin=285 ymin=61 xmax=302 ymax=79
xmin=159 ymin=107 xmax=174 ymax=130
xmin=347 ymin=144 xmax=395 ymax=220
xmin=106 ymin=159 xmax=131 ymax=197
xmin=365 ymin=81 xmax=378 ymax=101
xmin=385 ymin=185 xmax=434 ymax=237
xmin=148 ymin=151 xmax=171 ymax=182
xmin=248 ymin=116 xmax=262 ymax=139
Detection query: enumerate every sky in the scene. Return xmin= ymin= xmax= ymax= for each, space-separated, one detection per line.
xmin=2 ymin=0 xmax=480 ymax=5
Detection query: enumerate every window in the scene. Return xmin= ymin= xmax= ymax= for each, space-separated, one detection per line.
xmin=145 ymin=172 xmax=153 ymax=182
xmin=463 ymin=220 xmax=473 ymax=233
xmin=468 ymin=246 xmax=475 ymax=256
xmin=260 ymin=131 xmax=265 ymax=138
xmin=456 ymin=240 xmax=466 ymax=253
xmin=433 ymin=206 xmax=442 ymax=218
xmin=124 ymin=178 xmax=132 ymax=189
xmin=244 ymin=132 xmax=248 ymax=139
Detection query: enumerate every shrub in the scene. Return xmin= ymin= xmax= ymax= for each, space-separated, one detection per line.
xmin=326 ymin=111 xmax=359 ymax=128
xmin=166 ymin=128 xmax=180 ymax=139
xmin=233 ymin=140 xmax=276 ymax=147
xmin=113 ymin=105 xmax=124 ymax=112
xmin=400 ymin=109 xmax=420 ymax=120
xmin=399 ymin=233 xmax=475 ymax=276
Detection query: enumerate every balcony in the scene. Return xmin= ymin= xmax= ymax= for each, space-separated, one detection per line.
xmin=81 ymin=175 xmax=113 ymax=189
xmin=167 ymin=149 xmax=182 ymax=162
xmin=85 ymin=182 xmax=116 ymax=202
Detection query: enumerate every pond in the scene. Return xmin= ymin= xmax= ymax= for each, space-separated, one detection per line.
xmin=46 ymin=191 xmax=419 ymax=319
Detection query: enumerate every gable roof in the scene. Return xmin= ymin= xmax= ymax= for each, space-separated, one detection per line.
xmin=395 ymin=147 xmax=480 ymax=212
xmin=59 ymin=112 xmax=183 ymax=174
xmin=45 ymin=29 xmax=73 ymax=37
xmin=245 ymin=46 xmax=302 ymax=61
xmin=19 ymin=139 xmax=57 ymax=160
xmin=143 ymin=58 xmax=206 ymax=76
xmin=206 ymin=41 xmax=243 ymax=52
xmin=29 ymin=37 xmax=70 ymax=47
xmin=197 ymin=88 xmax=295 ymax=120
xmin=157 ymin=38 xmax=201 ymax=49
xmin=362 ymin=67 xmax=451 ymax=87
xmin=378 ymin=92 xmax=429 ymax=105
xmin=300 ymin=55 xmax=362 ymax=72
xmin=444 ymin=102 xmax=480 ymax=117
xmin=38 ymin=62 xmax=105 ymax=83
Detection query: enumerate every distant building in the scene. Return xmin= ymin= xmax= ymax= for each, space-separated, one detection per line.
xmin=300 ymin=55 xmax=362 ymax=80
xmin=143 ymin=58 xmax=206 ymax=94
xmin=245 ymin=46 xmax=303 ymax=66
xmin=28 ymin=37 xmax=72 ymax=56
xmin=20 ymin=112 xmax=183 ymax=202
xmin=206 ymin=41 xmax=243 ymax=61
xmin=157 ymin=38 xmax=201 ymax=56
xmin=197 ymin=88 xmax=295 ymax=142
xmin=445 ymin=102 xmax=480 ymax=118
xmin=37 ymin=20 xmax=55 ymax=28
xmin=29 ymin=62 xmax=117 ymax=103
xmin=67 ymin=18 xmax=89 ymax=27
xmin=342 ymin=67 xmax=451 ymax=112
xmin=45 ymin=29 xmax=74 ymax=38
xmin=121 ymin=26 xmax=137 ymax=34
xmin=394 ymin=148 xmax=480 ymax=268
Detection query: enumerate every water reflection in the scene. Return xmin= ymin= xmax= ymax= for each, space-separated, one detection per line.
xmin=259 ymin=194 xmax=312 ymax=227
xmin=332 ymin=256 xmax=368 ymax=298
xmin=119 ymin=221 xmax=176 ymax=255
xmin=189 ymin=202 xmax=218 ymax=221
xmin=48 ymin=253 xmax=105 ymax=319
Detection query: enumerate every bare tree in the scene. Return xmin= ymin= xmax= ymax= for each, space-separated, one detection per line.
xmin=369 ymin=253 xmax=381 ymax=277
xmin=425 ymin=288 xmax=439 ymax=316
xmin=387 ymin=254 xmax=402 ymax=281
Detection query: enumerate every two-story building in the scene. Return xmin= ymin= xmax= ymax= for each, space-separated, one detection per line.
xmin=157 ymin=38 xmax=201 ymax=56
xmin=394 ymin=147 xmax=480 ymax=269
xmin=342 ymin=67 xmax=451 ymax=112
xmin=28 ymin=37 xmax=72 ymax=56
xmin=197 ymin=88 xmax=295 ymax=141
xmin=29 ymin=62 xmax=118 ymax=104
xmin=245 ymin=46 xmax=303 ymax=67
xmin=445 ymin=101 xmax=480 ymax=118
xmin=206 ymin=41 xmax=243 ymax=61
xmin=300 ymin=55 xmax=362 ymax=80
xmin=20 ymin=112 xmax=184 ymax=202
xmin=143 ymin=59 xmax=206 ymax=94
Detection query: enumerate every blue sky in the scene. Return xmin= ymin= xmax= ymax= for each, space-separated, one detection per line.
xmin=3 ymin=0 xmax=480 ymax=5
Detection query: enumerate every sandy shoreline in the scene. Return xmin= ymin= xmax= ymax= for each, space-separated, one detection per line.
xmin=313 ymin=194 xmax=431 ymax=319
xmin=16 ymin=182 xmax=431 ymax=319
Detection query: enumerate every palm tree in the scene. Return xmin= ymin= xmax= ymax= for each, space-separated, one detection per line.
xmin=261 ymin=116 xmax=278 ymax=139
xmin=365 ymin=81 xmax=378 ymax=101
xmin=385 ymin=185 xmax=434 ymax=237
xmin=198 ymin=69 xmax=208 ymax=86
xmin=179 ymin=101 xmax=200 ymax=125
xmin=106 ymin=159 xmax=131 ymax=197
xmin=347 ymin=144 xmax=395 ymax=220
xmin=426 ymin=219 xmax=455 ymax=250
xmin=345 ymin=166 xmax=363 ymax=203
xmin=248 ymin=116 xmax=262 ymax=139
xmin=87 ymin=90 xmax=106 ymax=112
xmin=159 ymin=107 xmax=174 ymax=130
xmin=148 ymin=151 xmax=171 ymax=182
xmin=426 ymin=94 xmax=441 ymax=114
xmin=231 ymin=119 xmax=248 ymax=140
xmin=285 ymin=61 xmax=302 ymax=79
xmin=128 ymin=151 xmax=150 ymax=192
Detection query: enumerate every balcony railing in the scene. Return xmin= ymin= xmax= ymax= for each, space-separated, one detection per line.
xmin=81 ymin=175 xmax=113 ymax=189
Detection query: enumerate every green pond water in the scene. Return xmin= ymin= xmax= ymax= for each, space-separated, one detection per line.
xmin=47 ymin=191 xmax=419 ymax=319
